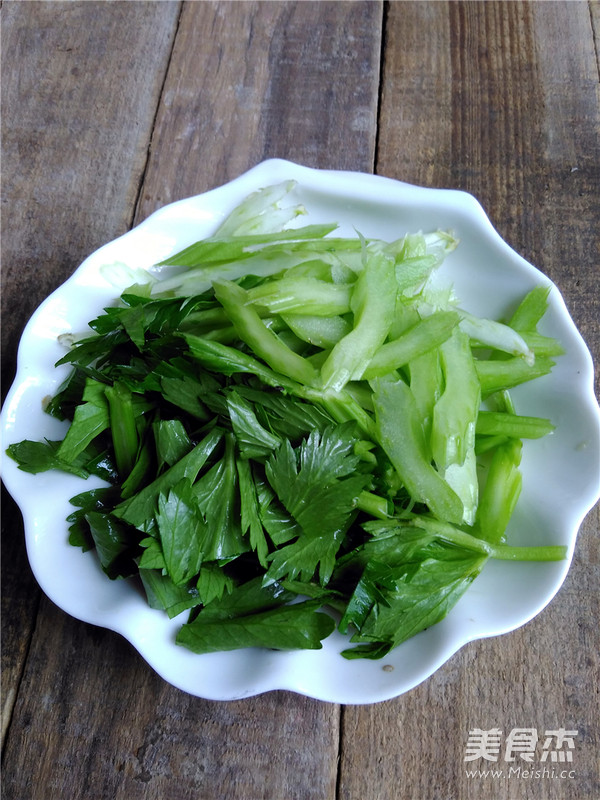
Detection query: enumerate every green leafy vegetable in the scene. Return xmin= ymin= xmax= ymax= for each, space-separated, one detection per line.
xmin=7 ymin=181 xmax=566 ymax=660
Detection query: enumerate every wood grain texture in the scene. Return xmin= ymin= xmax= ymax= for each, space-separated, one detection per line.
xmin=1 ymin=2 xmax=598 ymax=799
xmin=135 ymin=0 xmax=382 ymax=222
xmin=0 ymin=0 xmax=181 ymax=751
xmin=2 ymin=598 xmax=339 ymax=800
xmin=0 ymin=0 xmax=181 ymax=389
xmin=341 ymin=4 xmax=600 ymax=799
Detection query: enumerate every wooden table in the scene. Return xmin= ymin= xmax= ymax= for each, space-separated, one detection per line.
xmin=2 ymin=3 xmax=598 ymax=798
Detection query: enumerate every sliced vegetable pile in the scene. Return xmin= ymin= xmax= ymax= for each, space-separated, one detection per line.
xmin=7 ymin=182 xmax=566 ymax=659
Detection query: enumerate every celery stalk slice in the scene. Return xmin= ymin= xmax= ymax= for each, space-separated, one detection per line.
xmin=213 ymin=279 xmax=319 ymax=387
xmin=321 ymin=252 xmax=397 ymax=392
xmin=363 ymin=311 xmax=460 ymax=379
xmin=371 ymin=377 xmax=464 ymax=525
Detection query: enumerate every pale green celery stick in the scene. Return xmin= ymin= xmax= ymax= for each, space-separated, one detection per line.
xmin=495 ymin=389 xmax=516 ymax=414
xmin=429 ymin=328 xmax=481 ymax=525
xmin=519 ymin=331 xmax=565 ymax=358
xmin=320 ymin=252 xmax=397 ymax=392
xmin=476 ymin=438 xmax=523 ymax=544
xmin=356 ymin=490 xmax=392 ymax=519
xmin=476 ymin=411 xmax=555 ymax=439
xmin=213 ymin=181 xmax=301 ymax=236
xmin=153 ymin=250 xmax=320 ymax=296
xmin=363 ymin=311 xmax=460 ymax=379
xmin=258 ymin=237 xmax=362 ymax=255
xmin=442 ymin=449 xmax=479 ymax=526
xmin=284 ymin=255 xmax=357 ymax=285
xmin=281 ymin=258 xmax=335 ymax=282
xmin=342 ymin=381 xmax=375 ymax=411
xmin=153 ymin=237 xmax=363 ymax=297
xmin=184 ymin=333 xmax=303 ymax=390
xmin=404 ymin=517 xmax=566 ymax=561
xmin=329 ymin=258 xmax=359 ymax=284
xmin=431 ymin=328 xmax=481 ymax=469
xmin=381 ymin=230 xmax=458 ymax=292
xmin=213 ymin=279 xmax=319 ymax=387
xmin=181 ymin=306 xmax=281 ymax=333
xmin=158 ymin=225 xmax=336 ymax=268
xmin=371 ymin=377 xmax=464 ymax=525
xmin=508 ymin=285 xmax=551 ymax=331
xmin=475 ymin=356 xmax=555 ymax=398
xmin=489 ymin=543 xmax=567 ymax=561
xmin=408 ymin=348 xmax=442 ymax=446
xmin=474 ymin=434 xmax=508 ymax=455
xmin=319 ymin=391 xmax=378 ymax=441
xmin=458 ymin=310 xmax=535 ymax=364
xmin=190 ymin=315 xmax=281 ymax=344
xmin=387 ymin=297 xmax=422 ymax=339
xmin=395 ymin=256 xmax=441 ymax=293
xmin=281 ymin=312 xmax=352 ymax=349
xmin=246 ymin=277 xmax=352 ymax=315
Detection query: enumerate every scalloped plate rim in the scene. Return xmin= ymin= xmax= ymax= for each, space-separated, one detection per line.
xmin=2 ymin=159 xmax=599 ymax=704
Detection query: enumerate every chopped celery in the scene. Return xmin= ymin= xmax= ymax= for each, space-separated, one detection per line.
xmin=321 ymin=251 xmax=397 ymax=391
xmin=476 ymin=411 xmax=555 ymax=439
xmin=104 ymin=381 xmax=139 ymax=478
xmin=363 ymin=311 xmax=460 ymax=379
xmin=280 ymin=313 xmax=352 ymax=349
xmin=458 ymin=310 xmax=535 ymax=364
xmin=475 ymin=356 xmax=555 ymax=398
xmin=508 ymin=285 xmax=551 ymax=331
xmin=157 ymin=225 xmax=339 ymax=269
xmin=431 ymin=329 xmax=481 ymax=469
xmin=371 ymin=377 xmax=464 ymax=525
xmin=212 ymin=181 xmax=304 ymax=237
xmin=8 ymin=181 xmax=565 ymax=661
xmin=212 ymin=279 xmax=319 ymax=387
xmin=408 ymin=348 xmax=443 ymax=445
xmin=429 ymin=329 xmax=481 ymax=524
xmin=476 ymin=439 xmax=523 ymax=544
xmin=246 ymin=277 xmax=352 ymax=316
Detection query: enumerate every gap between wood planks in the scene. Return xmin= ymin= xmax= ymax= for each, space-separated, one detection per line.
xmin=336 ymin=4 xmax=387 ymax=795
xmin=131 ymin=1 xmax=185 ymax=230
xmin=589 ymin=0 xmax=600 ymax=76
xmin=373 ymin=0 xmax=391 ymax=178
xmin=0 ymin=591 xmax=42 ymax=755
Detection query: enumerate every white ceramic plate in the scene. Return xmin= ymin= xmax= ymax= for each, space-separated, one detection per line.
xmin=2 ymin=159 xmax=599 ymax=704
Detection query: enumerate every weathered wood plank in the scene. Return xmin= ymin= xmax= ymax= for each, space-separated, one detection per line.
xmin=5 ymin=1 xmax=596 ymax=799
xmin=2 ymin=596 xmax=340 ymax=800
xmin=2 ymin=2 xmax=383 ymax=798
xmin=340 ymin=3 xmax=600 ymax=799
xmin=1 ymin=0 xmax=181 ymax=753
xmin=135 ymin=0 xmax=383 ymax=222
xmin=0 ymin=0 xmax=181 ymax=386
